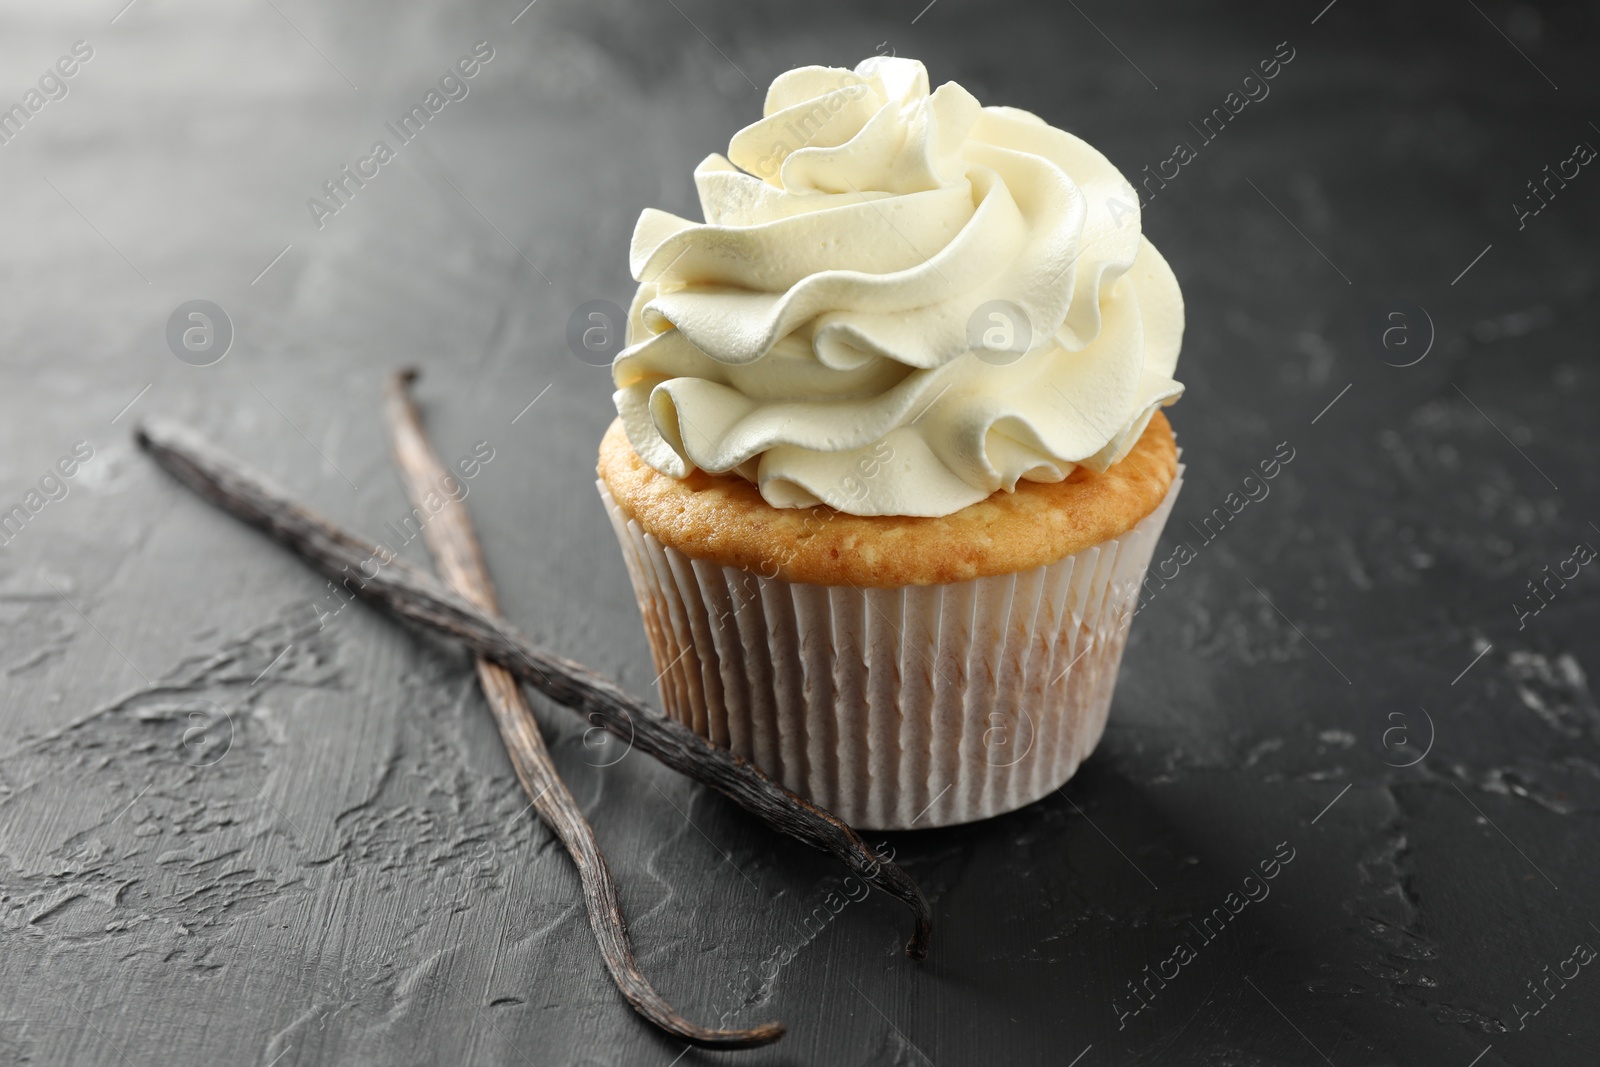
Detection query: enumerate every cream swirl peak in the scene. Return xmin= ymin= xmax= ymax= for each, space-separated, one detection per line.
xmin=612 ymin=56 xmax=1184 ymax=517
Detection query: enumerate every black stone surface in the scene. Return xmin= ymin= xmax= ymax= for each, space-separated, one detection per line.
xmin=2 ymin=1 xmax=1597 ymax=1064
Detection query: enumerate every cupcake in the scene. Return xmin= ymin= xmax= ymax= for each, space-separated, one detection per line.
xmin=597 ymin=57 xmax=1184 ymax=829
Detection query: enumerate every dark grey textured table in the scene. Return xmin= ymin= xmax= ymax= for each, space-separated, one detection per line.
xmin=2 ymin=1 xmax=1597 ymax=1064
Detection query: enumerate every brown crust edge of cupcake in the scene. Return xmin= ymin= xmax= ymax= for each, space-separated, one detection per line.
xmin=597 ymin=408 xmax=1178 ymax=588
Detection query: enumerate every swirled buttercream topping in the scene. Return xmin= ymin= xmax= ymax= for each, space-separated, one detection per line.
xmin=612 ymin=56 xmax=1184 ymax=518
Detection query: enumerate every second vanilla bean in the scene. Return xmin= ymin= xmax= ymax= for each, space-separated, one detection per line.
xmin=383 ymin=369 xmax=783 ymax=1049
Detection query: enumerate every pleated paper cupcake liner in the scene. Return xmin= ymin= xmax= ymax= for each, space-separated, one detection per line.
xmin=598 ymin=469 xmax=1183 ymax=829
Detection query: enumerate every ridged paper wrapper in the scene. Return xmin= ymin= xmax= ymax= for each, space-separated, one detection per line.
xmin=597 ymin=469 xmax=1183 ymax=829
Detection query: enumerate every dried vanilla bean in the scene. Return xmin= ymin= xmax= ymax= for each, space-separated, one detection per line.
xmin=384 ymin=369 xmax=782 ymax=1048
xmin=134 ymin=417 xmax=934 ymax=961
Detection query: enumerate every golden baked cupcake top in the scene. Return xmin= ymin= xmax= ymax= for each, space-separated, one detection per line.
xmin=599 ymin=409 xmax=1176 ymax=588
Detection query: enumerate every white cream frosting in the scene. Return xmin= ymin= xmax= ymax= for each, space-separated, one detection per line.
xmin=613 ymin=56 xmax=1184 ymax=517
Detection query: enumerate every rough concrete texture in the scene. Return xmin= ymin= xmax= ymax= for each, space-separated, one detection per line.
xmin=1 ymin=0 xmax=1596 ymax=1064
